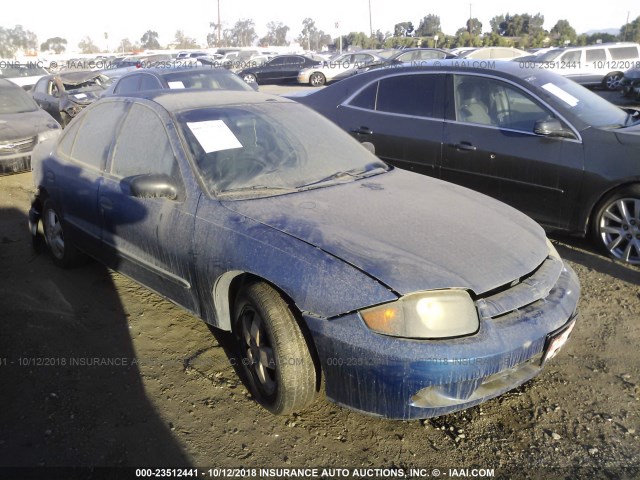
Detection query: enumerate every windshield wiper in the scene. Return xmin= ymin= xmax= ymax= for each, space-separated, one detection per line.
xmin=217 ymin=185 xmax=297 ymax=197
xmin=297 ymin=165 xmax=387 ymax=191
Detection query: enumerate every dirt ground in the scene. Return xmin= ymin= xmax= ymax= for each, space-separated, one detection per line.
xmin=1 ymin=103 xmax=639 ymax=477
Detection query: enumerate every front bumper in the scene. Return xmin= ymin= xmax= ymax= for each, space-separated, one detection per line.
xmin=297 ymin=71 xmax=311 ymax=84
xmin=304 ymin=264 xmax=580 ymax=419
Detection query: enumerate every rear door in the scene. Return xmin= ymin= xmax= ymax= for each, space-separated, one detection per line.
xmin=335 ymin=72 xmax=445 ymax=177
xmin=441 ymin=73 xmax=584 ymax=230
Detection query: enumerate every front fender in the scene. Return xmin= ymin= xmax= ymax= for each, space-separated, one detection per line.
xmin=193 ymin=202 xmax=398 ymax=329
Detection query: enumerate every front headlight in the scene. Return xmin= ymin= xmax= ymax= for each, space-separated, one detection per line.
xmin=360 ymin=289 xmax=479 ymax=339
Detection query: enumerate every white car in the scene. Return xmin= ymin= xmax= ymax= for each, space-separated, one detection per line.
xmin=0 ymin=61 xmax=49 ymax=90
xmin=298 ymin=51 xmax=383 ymax=86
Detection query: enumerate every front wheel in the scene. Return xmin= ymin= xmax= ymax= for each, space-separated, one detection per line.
xmin=592 ymin=185 xmax=640 ymax=265
xmin=234 ymin=281 xmax=317 ymax=415
xmin=309 ymin=72 xmax=326 ymax=87
xmin=42 ymin=199 xmax=85 ymax=268
xmin=603 ymin=72 xmax=623 ymax=91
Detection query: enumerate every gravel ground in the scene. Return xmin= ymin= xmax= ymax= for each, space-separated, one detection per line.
xmin=0 ymin=87 xmax=639 ymax=480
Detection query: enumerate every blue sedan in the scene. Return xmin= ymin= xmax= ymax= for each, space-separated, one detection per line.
xmin=29 ymin=90 xmax=579 ymax=419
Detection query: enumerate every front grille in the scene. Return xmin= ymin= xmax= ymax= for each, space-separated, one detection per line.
xmin=475 ymin=254 xmax=563 ymax=319
xmin=0 ymin=136 xmax=37 ymax=157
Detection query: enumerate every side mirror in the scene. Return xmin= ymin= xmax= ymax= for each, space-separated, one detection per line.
xmin=534 ymin=118 xmax=576 ymax=139
xmin=361 ymin=141 xmax=376 ymax=155
xmin=129 ymin=173 xmax=178 ymax=200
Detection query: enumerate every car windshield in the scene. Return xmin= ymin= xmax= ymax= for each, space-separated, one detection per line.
xmin=163 ymin=70 xmax=252 ymax=91
xmin=0 ymin=85 xmax=38 ymax=113
xmin=526 ymin=71 xmax=629 ymax=128
xmin=177 ymin=102 xmax=388 ymax=198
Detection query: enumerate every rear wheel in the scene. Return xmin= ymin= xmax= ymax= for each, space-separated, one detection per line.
xmin=592 ymin=185 xmax=640 ymax=265
xmin=603 ymin=72 xmax=623 ymax=91
xmin=309 ymin=72 xmax=326 ymax=87
xmin=234 ymin=281 xmax=317 ymax=415
xmin=42 ymin=199 xmax=85 ymax=268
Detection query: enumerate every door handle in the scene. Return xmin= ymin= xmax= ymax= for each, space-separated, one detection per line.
xmin=452 ymin=142 xmax=477 ymax=151
xmin=351 ymin=126 xmax=373 ymax=135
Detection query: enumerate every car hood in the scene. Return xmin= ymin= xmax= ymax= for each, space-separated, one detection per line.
xmin=222 ymin=169 xmax=549 ymax=296
xmin=0 ymin=110 xmax=59 ymax=141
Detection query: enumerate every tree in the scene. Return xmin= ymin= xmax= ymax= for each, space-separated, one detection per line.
xmin=78 ymin=36 xmax=100 ymax=54
xmin=551 ymin=19 xmax=577 ymax=45
xmin=120 ymin=38 xmax=135 ymax=53
xmin=297 ymin=18 xmax=331 ymax=51
xmin=415 ymin=15 xmax=441 ymax=37
xmin=621 ymin=16 xmax=640 ymax=43
xmin=393 ymin=22 xmax=414 ymax=37
xmin=229 ymin=19 xmax=257 ymax=47
xmin=586 ymin=32 xmax=618 ymax=44
xmin=0 ymin=25 xmax=38 ymax=57
xmin=259 ymin=21 xmax=290 ymax=46
xmin=141 ymin=30 xmax=161 ymax=50
xmin=40 ymin=37 xmax=67 ymax=54
xmin=490 ymin=13 xmax=545 ymax=37
xmin=466 ymin=18 xmax=482 ymax=36
xmin=174 ymin=30 xmax=199 ymax=49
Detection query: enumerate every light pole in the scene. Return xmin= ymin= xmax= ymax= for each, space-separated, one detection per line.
xmin=368 ymin=0 xmax=373 ymax=38
xmin=217 ymin=0 xmax=221 ymax=44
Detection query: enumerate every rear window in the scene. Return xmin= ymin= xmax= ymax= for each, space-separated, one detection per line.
xmin=609 ymin=46 xmax=639 ymax=60
xmin=163 ymin=70 xmax=252 ymax=91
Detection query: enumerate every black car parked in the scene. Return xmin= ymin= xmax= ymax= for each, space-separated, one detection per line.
xmin=289 ymin=61 xmax=640 ymax=264
xmin=238 ymin=55 xmax=322 ymax=85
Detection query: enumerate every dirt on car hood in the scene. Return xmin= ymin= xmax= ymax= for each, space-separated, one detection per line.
xmin=222 ymin=169 xmax=549 ymax=296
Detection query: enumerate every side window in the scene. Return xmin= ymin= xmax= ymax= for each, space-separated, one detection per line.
xmin=269 ymin=57 xmax=285 ymax=66
xmin=609 ymin=46 xmax=639 ymax=60
xmin=455 ymin=75 xmax=552 ymax=131
xmin=56 ymin=116 xmax=83 ymax=158
xmin=139 ymin=74 xmax=162 ymax=91
xmin=561 ymin=50 xmax=581 ymax=63
xmin=376 ymin=74 xmax=438 ymax=118
xmin=34 ymin=78 xmax=48 ymax=94
xmin=586 ymin=49 xmax=606 ymax=62
xmin=114 ymin=75 xmax=140 ymax=94
xmin=349 ymin=82 xmax=378 ymax=110
xmin=70 ymin=102 xmax=128 ymax=170
xmin=111 ymin=103 xmax=177 ymax=179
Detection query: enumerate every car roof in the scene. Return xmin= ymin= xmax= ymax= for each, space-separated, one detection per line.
xmin=118 ymin=89 xmax=295 ymax=113
xmin=0 ymin=77 xmax=22 ymax=88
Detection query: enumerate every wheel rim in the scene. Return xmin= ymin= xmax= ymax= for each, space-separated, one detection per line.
xmin=238 ymin=305 xmax=277 ymax=395
xmin=44 ymin=209 xmax=65 ymax=260
xmin=606 ymin=74 xmax=622 ymax=90
xmin=310 ymin=74 xmax=324 ymax=86
xmin=599 ymin=197 xmax=640 ymax=264
xmin=244 ymin=74 xmax=255 ymax=83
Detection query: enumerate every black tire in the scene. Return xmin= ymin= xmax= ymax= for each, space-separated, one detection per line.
xmin=603 ymin=72 xmax=623 ymax=91
xmin=309 ymin=72 xmax=326 ymax=87
xmin=243 ymin=73 xmax=257 ymax=85
xmin=42 ymin=199 xmax=85 ymax=268
xmin=234 ymin=281 xmax=317 ymax=415
xmin=591 ymin=185 xmax=640 ymax=265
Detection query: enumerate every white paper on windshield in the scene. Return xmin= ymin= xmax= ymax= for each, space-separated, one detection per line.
xmin=74 ymin=93 xmax=87 ymax=99
xmin=187 ymin=120 xmax=243 ymax=153
xmin=168 ymin=81 xmax=185 ymax=89
xmin=541 ymin=83 xmax=579 ymax=107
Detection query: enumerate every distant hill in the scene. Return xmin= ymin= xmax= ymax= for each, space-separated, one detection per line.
xmin=582 ymin=28 xmax=620 ymax=36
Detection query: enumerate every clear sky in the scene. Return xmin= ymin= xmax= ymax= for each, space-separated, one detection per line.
xmin=3 ymin=0 xmax=638 ymax=53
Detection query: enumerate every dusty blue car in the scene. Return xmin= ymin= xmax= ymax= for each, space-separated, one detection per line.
xmin=29 ymin=90 xmax=579 ymax=419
